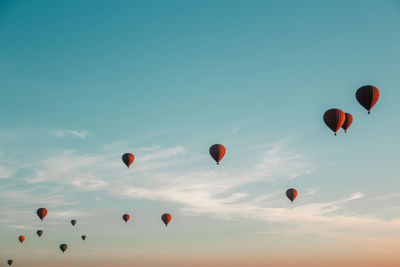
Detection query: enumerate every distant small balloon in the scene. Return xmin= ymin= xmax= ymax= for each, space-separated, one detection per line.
xmin=18 ymin=235 xmax=25 ymax=244
xmin=37 ymin=230 xmax=43 ymax=237
xmin=122 ymin=214 xmax=130 ymax=223
xmin=209 ymin=144 xmax=226 ymax=165
xmin=36 ymin=208 xmax=47 ymax=222
xmin=71 ymin=220 xmax=77 ymax=226
xmin=286 ymin=188 xmax=298 ymax=203
xmin=341 ymin=113 xmax=353 ymax=133
xmin=122 ymin=153 xmax=135 ymax=168
xmin=60 ymin=244 xmax=68 ymax=253
xmin=356 ymin=85 xmax=380 ymax=114
xmin=161 ymin=213 xmax=172 ymax=227
xmin=82 ymin=235 xmax=86 ymax=241
xmin=7 ymin=260 xmax=13 ymax=266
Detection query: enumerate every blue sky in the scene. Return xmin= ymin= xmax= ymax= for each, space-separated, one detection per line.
xmin=1 ymin=0 xmax=400 ymax=266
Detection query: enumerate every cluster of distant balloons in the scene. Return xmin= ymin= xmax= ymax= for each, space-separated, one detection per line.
xmin=6 ymin=85 xmax=380 ymax=265
xmin=323 ymin=85 xmax=380 ymax=135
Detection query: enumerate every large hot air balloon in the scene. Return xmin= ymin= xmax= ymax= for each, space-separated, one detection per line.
xmin=323 ymin=109 xmax=346 ymax=135
xmin=286 ymin=188 xmax=298 ymax=203
xmin=342 ymin=113 xmax=353 ymax=133
xmin=7 ymin=260 xmax=13 ymax=266
xmin=37 ymin=230 xmax=43 ymax=237
xmin=18 ymin=235 xmax=25 ymax=244
xmin=37 ymin=208 xmax=47 ymax=222
xmin=82 ymin=235 xmax=86 ymax=241
xmin=209 ymin=144 xmax=226 ymax=165
xmin=60 ymin=244 xmax=68 ymax=253
xmin=122 ymin=153 xmax=135 ymax=168
xmin=122 ymin=214 xmax=130 ymax=223
xmin=356 ymin=85 xmax=380 ymax=114
xmin=71 ymin=220 xmax=77 ymax=226
xmin=161 ymin=213 xmax=172 ymax=227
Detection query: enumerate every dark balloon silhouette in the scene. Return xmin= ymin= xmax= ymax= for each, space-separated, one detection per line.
xmin=18 ymin=235 xmax=25 ymax=244
xmin=122 ymin=153 xmax=135 ymax=168
xmin=161 ymin=213 xmax=172 ymax=227
xmin=356 ymin=85 xmax=380 ymax=114
xmin=37 ymin=230 xmax=43 ymax=237
xmin=209 ymin=144 xmax=226 ymax=165
xmin=82 ymin=235 xmax=86 ymax=241
xmin=36 ymin=208 xmax=47 ymax=222
xmin=342 ymin=113 xmax=353 ymax=133
xmin=122 ymin=214 xmax=130 ymax=223
xmin=60 ymin=244 xmax=68 ymax=253
xmin=7 ymin=260 xmax=13 ymax=266
xmin=71 ymin=220 xmax=77 ymax=226
xmin=286 ymin=188 xmax=298 ymax=203
xmin=323 ymin=109 xmax=346 ymax=135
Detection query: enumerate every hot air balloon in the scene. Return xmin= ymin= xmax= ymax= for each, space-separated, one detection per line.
xmin=60 ymin=244 xmax=68 ymax=253
xmin=37 ymin=230 xmax=43 ymax=237
xmin=342 ymin=113 xmax=353 ymax=133
xmin=323 ymin=109 xmax=346 ymax=135
xmin=36 ymin=208 xmax=47 ymax=221
xmin=71 ymin=220 xmax=77 ymax=226
xmin=161 ymin=213 xmax=172 ymax=227
xmin=209 ymin=144 xmax=226 ymax=165
xmin=82 ymin=235 xmax=86 ymax=241
xmin=18 ymin=235 xmax=25 ymax=244
xmin=122 ymin=153 xmax=135 ymax=168
xmin=356 ymin=85 xmax=380 ymax=114
xmin=7 ymin=260 xmax=13 ymax=266
xmin=122 ymin=214 xmax=130 ymax=223
xmin=286 ymin=188 xmax=298 ymax=203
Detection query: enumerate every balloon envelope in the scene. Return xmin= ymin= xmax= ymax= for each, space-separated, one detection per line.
xmin=161 ymin=213 xmax=172 ymax=227
xmin=60 ymin=244 xmax=68 ymax=253
xmin=36 ymin=208 xmax=47 ymax=221
xmin=18 ymin=235 xmax=25 ymax=243
xmin=286 ymin=188 xmax=298 ymax=203
xmin=122 ymin=214 xmax=130 ymax=223
xmin=209 ymin=144 xmax=226 ymax=165
xmin=342 ymin=113 xmax=353 ymax=133
xmin=7 ymin=260 xmax=13 ymax=266
xmin=71 ymin=220 xmax=77 ymax=226
xmin=323 ymin=109 xmax=346 ymax=135
xmin=122 ymin=153 xmax=135 ymax=168
xmin=37 ymin=230 xmax=43 ymax=237
xmin=82 ymin=235 xmax=86 ymax=241
xmin=356 ymin=85 xmax=380 ymax=114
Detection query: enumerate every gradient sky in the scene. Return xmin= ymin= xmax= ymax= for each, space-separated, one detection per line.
xmin=1 ymin=0 xmax=400 ymax=266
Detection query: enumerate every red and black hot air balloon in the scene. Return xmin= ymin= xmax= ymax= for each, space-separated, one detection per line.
xmin=122 ymin=153 xmax=135 ymax=168
xmin=36 ymin=230 xmax=43 ymax=237
xmin=161 ymin=213 xmax=172 ymax=227
xmin=122 ymin=214 xmax=130 ymax=223
xmin=36 ymin=208 xmax=47 ymax=222
xmin=356 ymin=85 xmax=380 ymax=114
xmin=323 ymin=109 xmax=346 ymax=135
xmin=60 ymin=244 xmax=68 ymax=253
xmin=71 ymin=220 xmax=77 ymax=226
xmin=209 ymin=144 xmax=226 ymax=165
xmin=342 ymin=113 xmax=353 ymax=133
xmin=286 ymin=188 xmax=298 ymax=203
xmin=18 ymin=235 xmax=25 ymax=244
xmin=7 ymin=260 xmax=13 ymax=266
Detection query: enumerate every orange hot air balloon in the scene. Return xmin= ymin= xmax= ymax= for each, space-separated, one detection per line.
xmin=7 ymin=260 xmax=13 ymax=266
xmin=342 ymin=113 xmax=353 ymax=133
xmin=356 ymin=85 xmax=380 ymax=114
xmin=71 ymin=220 xmax=77 ymax=226
xmin=18 ymin=235 xmax=25 ymax=244
xmin=161 ymin=213 xmax=172 ymax=227
xmin=209 ymin=144 xmax=226 ymax=165
xmin=122 ymin=214 xmax=130 ymax=223
xmin=122 ymin=153 xmax=135 ymax=168
xmin=323 ymin=109 xmax=346 ymax=135
xmin=60 ymin=244 xmax=68 ymax=253
xmin=286 ymin=188 xmax=298 ymax=203
xmin=36 ymin=208 xmax=47 ymax=222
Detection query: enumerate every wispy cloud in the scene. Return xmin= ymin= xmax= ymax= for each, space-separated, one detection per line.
xmin=0 ymin=165 xmax=14 ymax=179
xmin=53 ymin=129 xmax=90 ymax=139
